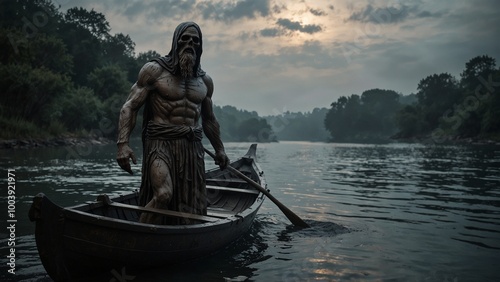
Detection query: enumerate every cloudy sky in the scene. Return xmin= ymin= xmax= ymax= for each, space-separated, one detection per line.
xmin=57 ymin=0 xmax=500 ymax=115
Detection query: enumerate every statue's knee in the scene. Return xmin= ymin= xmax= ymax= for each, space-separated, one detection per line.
xmin=156 ymin=191 xmax=172 ymax=206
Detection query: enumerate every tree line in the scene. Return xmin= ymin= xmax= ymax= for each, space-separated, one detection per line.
xmin=215 ymin=106 xmax=331 ymax=142
xmin=324 ymin=55 xmax=500 ymax=143
xmin=3 ymin=1 xmax=498 ymax=144
xmin=264 ymin=108 xmax=330 ymax=142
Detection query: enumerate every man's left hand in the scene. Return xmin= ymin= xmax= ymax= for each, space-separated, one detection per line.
xmin=214 ymin=151 xmax=229 ymax=170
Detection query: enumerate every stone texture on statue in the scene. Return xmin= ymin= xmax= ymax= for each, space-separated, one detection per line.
xmin=116 ymin=22 xmax=229 ymax=225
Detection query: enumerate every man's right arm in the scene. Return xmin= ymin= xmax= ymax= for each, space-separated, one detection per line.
xmin=116 ymin=62 xmax=161 ymax=174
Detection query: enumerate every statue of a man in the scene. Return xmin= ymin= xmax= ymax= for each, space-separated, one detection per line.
xmin=116 ymin=22 xmax=229 ymax=224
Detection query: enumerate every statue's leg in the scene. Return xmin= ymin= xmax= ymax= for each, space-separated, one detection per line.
xmin=139 ymin=158 xmax=173 ymax=224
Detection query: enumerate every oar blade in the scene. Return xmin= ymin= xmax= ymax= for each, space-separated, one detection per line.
xmin=263 ymin=189 xmax=310 ymax=228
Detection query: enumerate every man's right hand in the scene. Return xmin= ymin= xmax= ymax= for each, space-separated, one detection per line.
xmin=117 ymin=143 xmax=137 ymax=175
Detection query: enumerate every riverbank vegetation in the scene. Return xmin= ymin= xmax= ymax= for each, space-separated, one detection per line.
xmin=324 ymin=55 xmax=500 ymax=143
xmin=1 ymin=1 xmax=499 ymax=146
xmin=0 ymin=0 xmax=276 ymax=143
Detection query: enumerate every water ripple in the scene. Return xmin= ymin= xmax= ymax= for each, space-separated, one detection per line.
xmin=3 ymin=142 xmax=500 ymax=281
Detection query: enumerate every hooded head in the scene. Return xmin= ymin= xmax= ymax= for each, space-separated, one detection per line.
xmin=152 ymin=21 xmax=206 ymax=77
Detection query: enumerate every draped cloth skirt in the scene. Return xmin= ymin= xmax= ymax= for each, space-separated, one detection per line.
xmin=139 ymin=121 xmax=206 ymax=223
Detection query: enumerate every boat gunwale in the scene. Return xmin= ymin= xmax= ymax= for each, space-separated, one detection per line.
xmin=59 ymin=190 xmax=264 ymax=235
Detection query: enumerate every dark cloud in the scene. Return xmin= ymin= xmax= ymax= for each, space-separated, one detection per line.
xmin=309 ymin=8 xmax=327 ymax=16
xmin=258 ymin=16 xmax=323 ymax=38
xmin=347 ymin=4 xmax=443 ymax=24
xmin=272 ymin=4 xmax=287 ymax=14
xmin=197 ymin=0 xmax=271 ymax=21
xmin=416 ymin=10 xmax=444 ymax=18
xmin=260 ymin=28 xmax=284 ymax=37
xmin=123 ymin=0 xmax=197 ymax=20
xmin=276 ymin=18 xmax=322 ymax=34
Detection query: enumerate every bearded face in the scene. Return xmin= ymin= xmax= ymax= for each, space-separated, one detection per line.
xmin=179 ymin=52 xmax=195 ymax=78
xmin=178 ymin=27 xmax=200 ymax=78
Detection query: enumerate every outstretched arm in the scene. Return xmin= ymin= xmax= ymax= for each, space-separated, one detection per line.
xmin=201 ymin=75 xmax=229 ymax=169
xmin=116 ymin=62 xmax=161 ymax=174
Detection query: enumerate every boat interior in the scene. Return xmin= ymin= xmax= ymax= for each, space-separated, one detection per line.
xmin=69 ymin=156 xmax=262 ymax=225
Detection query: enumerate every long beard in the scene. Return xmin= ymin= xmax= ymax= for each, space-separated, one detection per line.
xmin=179 ymin=52 xmax=196 ymax=78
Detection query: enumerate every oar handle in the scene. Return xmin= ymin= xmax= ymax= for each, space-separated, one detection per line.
xmin=204 ymin=148 xmax=310 ymax=228
xmin=203 ymin=148 xmax=218 ymax=160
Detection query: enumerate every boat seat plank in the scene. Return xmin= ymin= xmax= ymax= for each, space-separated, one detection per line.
xmin=207 ymin=211 xmax=236 ymax=218
xmin=207 ymin=204 xmax=243 ymax=218
xmin=206 ymin=185 xmax=260 ymax=195
xmin=206 ymin=178 xmax=248 ymax=184
xmin=97 ymin=195 xmax=220 ymax=223
xmin=110 ymin=202 xmax=220 ymax=223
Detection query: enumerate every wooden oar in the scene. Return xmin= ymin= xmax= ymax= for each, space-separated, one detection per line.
xmin=204 ymin=148 xmax=310 ymax=228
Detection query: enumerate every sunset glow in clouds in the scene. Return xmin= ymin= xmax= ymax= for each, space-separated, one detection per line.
xmin=58 ymin=0 xmax=500 ymax=115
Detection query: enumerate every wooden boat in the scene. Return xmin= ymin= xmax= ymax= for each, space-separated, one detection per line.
xmin=29 ymin=144 xmax=266 ymax=281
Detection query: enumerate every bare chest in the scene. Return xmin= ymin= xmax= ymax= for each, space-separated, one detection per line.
xmin=155 ymin=73 xmax=207 ymax=103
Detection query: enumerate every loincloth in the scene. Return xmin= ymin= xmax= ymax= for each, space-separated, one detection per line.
xmin=145 ymin=121 xmax=203 ymax=142
xmin=139 ymin=121 xmax=206 ymax=222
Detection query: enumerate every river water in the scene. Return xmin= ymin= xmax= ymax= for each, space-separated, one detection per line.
xmin=1 ymin=141 xmax=499 ymax=281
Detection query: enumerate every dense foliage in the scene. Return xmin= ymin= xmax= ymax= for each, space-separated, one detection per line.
xmin=213 ymin=105 xmax=277 ymax=142
xmin=395 ymin=55 xmax=500 ymax=142
xmin=0 ymin=0 xmax=275 ymax=142
xmin=264 ymin=108 xmax=330 ymax=142
xmin=324 ymin=89 xmax=402 ymax=142
xmin=324 ymin=55 xmax=500 ymax=143
xmin=0 ymin=0 xmax=139 ymax=139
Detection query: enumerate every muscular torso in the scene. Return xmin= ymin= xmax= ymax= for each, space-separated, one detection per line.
xmin=150 ymin=71 xmax=207 ymax=126
xmin=134 ymin=62 xmax=208 ymax=126
xmin=117 ymin=58 xmax=227 ymax=173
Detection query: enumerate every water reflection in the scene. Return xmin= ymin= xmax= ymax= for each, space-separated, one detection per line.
xmin=107 ymin=218 xmax=269 ymax=282
xmin=321 ymin=143 xmax=500 ymax=275
xmin=1 ymin=142 xmax=499 ymax=281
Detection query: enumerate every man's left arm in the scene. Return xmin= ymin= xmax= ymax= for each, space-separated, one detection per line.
xmin=201 ymin=75 xmax=229 ymax=169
